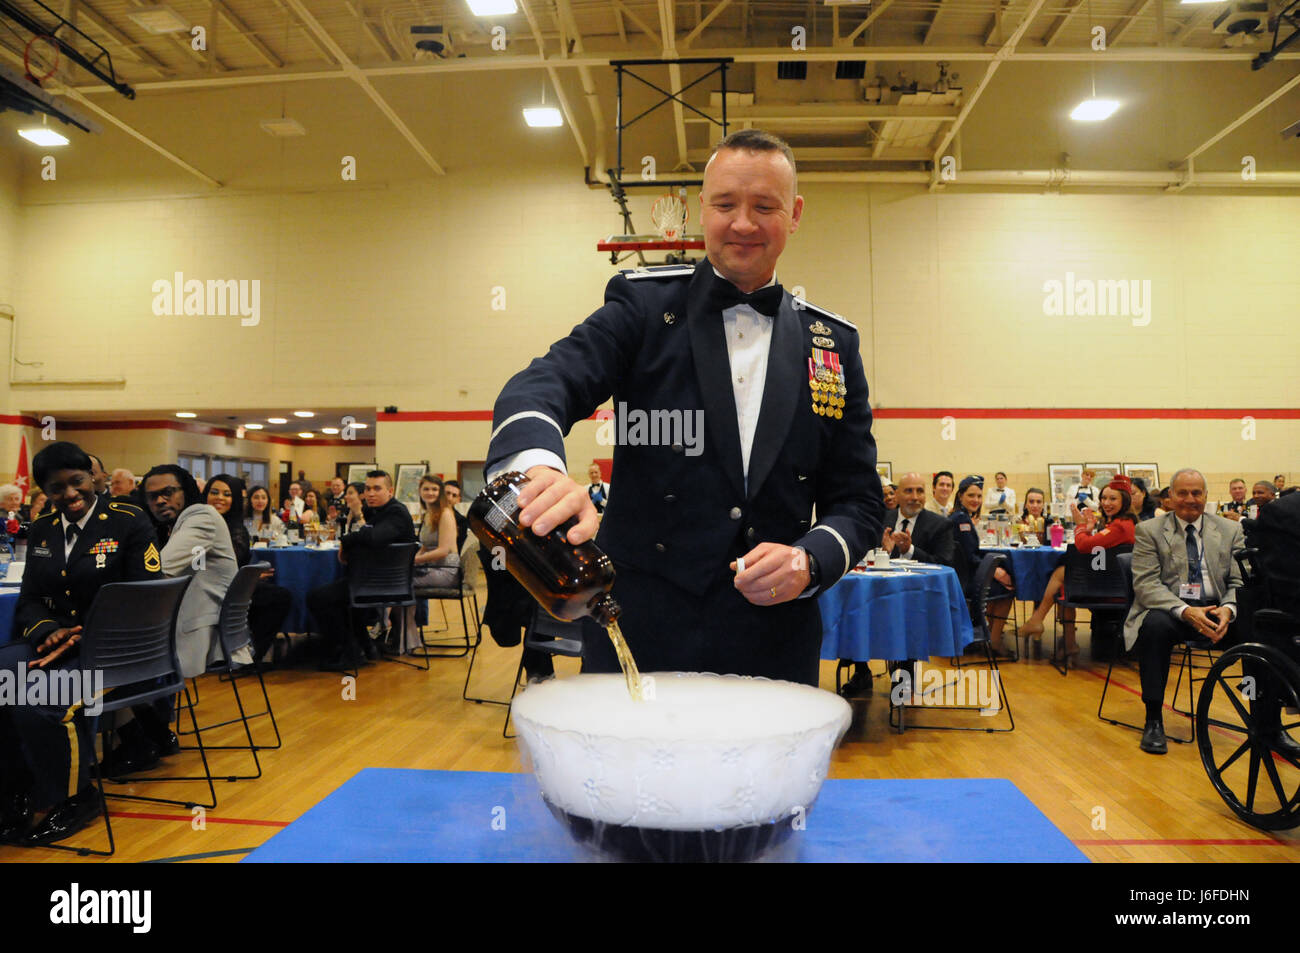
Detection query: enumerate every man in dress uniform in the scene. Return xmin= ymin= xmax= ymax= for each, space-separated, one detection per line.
xmin=485 ymin=129 xmax=883 ymax=687
xmin=0 ymin=441 xmax=161 ymax=845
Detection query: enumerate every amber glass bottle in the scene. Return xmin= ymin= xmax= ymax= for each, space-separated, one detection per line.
xmin=469 ymin=471 xmax=621 ymax=627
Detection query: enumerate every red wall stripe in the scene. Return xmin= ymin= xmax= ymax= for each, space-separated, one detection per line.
xmin=381 ymin=408 xmax=1299 ymax=422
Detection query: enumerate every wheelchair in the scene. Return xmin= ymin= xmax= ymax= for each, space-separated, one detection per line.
xmin=1194 ymin=548 xmax=1300 ymax=831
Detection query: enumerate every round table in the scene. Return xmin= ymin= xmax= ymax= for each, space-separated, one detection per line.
xmin=255 ymin=544 xmax=344 ymax=633
xmin=0 ymin=587 xmax=19 ymax=644
xmin=819 ymin=564 xmax=973 ymax=662
xmin=988 ymin=546 xmax=1065 ymax=603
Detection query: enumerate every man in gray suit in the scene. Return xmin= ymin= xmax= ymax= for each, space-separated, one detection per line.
xmin=1124 ymin=468 xmax=1244 ymax=754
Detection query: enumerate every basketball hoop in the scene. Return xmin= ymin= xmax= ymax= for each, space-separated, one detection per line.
xmin=24 ymin=34 xmax=60 ymax=85
xmin=650 ymin=193 xmax=689 ymax=243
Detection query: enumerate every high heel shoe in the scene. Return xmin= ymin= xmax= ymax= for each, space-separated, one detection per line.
xmin=1053 ymin=644 xmax=1080 ymax=669
xmin=1019 ymin=619 xmax=1045 ymax=639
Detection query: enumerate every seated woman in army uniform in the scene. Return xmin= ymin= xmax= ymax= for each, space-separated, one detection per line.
xmin=0 ymin=441 xmax=161 ymax=847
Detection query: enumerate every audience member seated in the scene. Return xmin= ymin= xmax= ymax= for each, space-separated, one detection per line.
xmin=207 ymin=474 xmax=292 ymax=662
xmin=1123 ymin=468 xmax=1245 ymax=755
xmin=986 ymin=471 xmax=1017 ymax=517
xmin=1251 ymin=480 xmax=1276 ymax=513
xmin=302 ymin=489 xmax=322 ymax=524
xmin=926 ymin=470 xmax=955 ymax=518
xmin=0 ymin=484 xmax=22 ymax=516
xmin=337 ymin=482 xmax=367 ymax=536
xmin=248 ymin=485 xmax=283 ymax=538
xmin=1130 ymin=477 xmax=1158 ymax=522
xmin=1274 ymin=474 xmax=1287 ymax=495
xmin=1066 ymin=468 xmax=1101 ymax=512
xmin=115 ymin=465 xmax=241 ymax=775
xmin=1242 ymin=488 xmax=1300 ymax=624
xmin=1157 ymin=486 xmax=1174 ymax=513
xmin=1219 ymin=478 xmax=1249 ymax=520
xmin=1017 ymin=488 xmax=1052 ymax=541
xmin=1019 ymin=476 xmax=1137 ymax=664
xmin=443 ymin=479 xmax=469 ymax=551
xmin=20 ymin=489 xmax=47 ymax=522
xmin=323 ymin=476 xmax=346 ymax=513
xmin=839 ymin=471 xmax=958 ymax=699
xmin=0 ymin=442 xmax=161 ymax=846
xmin=109 ymin=468 xmax=136 ymax=500
xmin=87 ymin=454 xmax=109 ymax=496
xmin=285 ymin=481 xmax=306 ymax=521
xmin=949 ymin=475 xmax=1015 ymax=658
xmin=882 ymin=482 xmax=896 ymax=511
xmin=394 ymin=475 xmax=463 ymax=652
xmin=306 ymin=470 xmax=416 ymax=671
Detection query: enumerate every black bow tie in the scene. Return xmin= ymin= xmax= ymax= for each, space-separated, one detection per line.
xmin=706 ymin=276 xmax=784 ymax=317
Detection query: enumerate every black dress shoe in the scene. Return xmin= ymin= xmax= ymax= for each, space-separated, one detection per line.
xmin=361 ymin=638 xmax=380 ymax=661
xmin=103 ymin=738 xmax=160 ymax=777
xmin=1140 ymin=720 xmax=1168 ymax=755
xmin=25 ymin=788 xmax=101 ymax=846
xmin=0 ymin=791 xmax=33 ymax=844
xmin=318 ymin=650 xmax=363 ymax=673
xmin=1267 ymin=730 xmax=1300 ymax=761
xmin=839 ymin=668 xmax=873 ymax=699
xmin=155 ymin=730 xmax=179 ymax=757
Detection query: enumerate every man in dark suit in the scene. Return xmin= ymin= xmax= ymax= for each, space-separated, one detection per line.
xmin=443 ymin=480 xmax=470 ymax=553
xmin=306 ymin=470 xmax=417 ymax=670
xmin=485 ymin=129 xmax=882 ymax=687
xmin=840 ymin=471 xmax=957 ymax=697
xmin=0 ymin=441 xmax=160 ymax=846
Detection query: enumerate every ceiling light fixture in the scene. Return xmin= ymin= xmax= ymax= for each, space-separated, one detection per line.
xmin=267 ymin=417 xmax=288 ymax=424
xmin=293 ymin=411 xmax=314 ymax=418
xmin=467 ymin=0 xmax=518 ymax=15
xmin=1071 ymin=0 xmax=1119 ymax=122
xmin=320 ymin=427 xmax=340 ymax=435
xmin=18 ymin=127 xmax=68 ymax=147
xmin=127 ymin=4 xmax=190 ymax=34
xmin=244 ymin=423 xmax=264 ymax=430
xmin=298 ymin=432 xmax=315 ymax=439
xmin=175 ymin=412 xmax=197 ymax=419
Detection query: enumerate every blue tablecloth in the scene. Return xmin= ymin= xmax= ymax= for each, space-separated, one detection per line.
xmin=244 ymin=768 xmax=1087 ymax=863
xmin=256 ymin=545 xmax=343 ymax=633
xmin=819 ymin=565 xmax=973 ymax=662
xmin=989 ymin=546 xmax=1064 ymax=603
xmin=0 ymin=588 xmax=18 ymax=644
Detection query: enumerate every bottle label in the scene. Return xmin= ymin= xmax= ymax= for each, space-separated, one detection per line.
xmin=484 ymin=484 xmax=520 ymax=533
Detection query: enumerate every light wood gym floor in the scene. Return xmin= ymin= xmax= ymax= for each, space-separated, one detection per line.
xmin=1 ymin=595 xmax=1295 ymax=863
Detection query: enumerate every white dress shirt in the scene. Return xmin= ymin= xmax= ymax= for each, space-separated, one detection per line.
xmin=1171 ymin=512 xmax=1233 ymax=620
xmin=494 ymin=270 xmax=779 ymax=492
xmin=986 ymin=485 xmax=1017 ymax=514
xmin=64 ymin=497 xmax=98 ymax=559
xmin=894 ymin=510 xmax=921 ymax=559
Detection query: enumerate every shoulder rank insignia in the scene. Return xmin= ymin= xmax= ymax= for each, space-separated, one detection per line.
xmin=109 ymin=500 xmax=144 ymax=515
xmin=33 ymin=509 xmax=56 ymax=522
xmin=795 ymin=299 xmax=857 ymax=332
xmin=620 ymin=264 xmax=695 ymax=280
xmin=144 ymin=542 xmax=161 ymax=573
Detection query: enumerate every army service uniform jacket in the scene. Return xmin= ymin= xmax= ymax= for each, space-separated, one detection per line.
xmin=16 ymin=496 xmax=161 ymax=650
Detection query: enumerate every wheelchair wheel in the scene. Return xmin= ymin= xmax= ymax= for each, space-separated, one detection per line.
xmin=1195 ymin=642 xmax=1300 ymax=831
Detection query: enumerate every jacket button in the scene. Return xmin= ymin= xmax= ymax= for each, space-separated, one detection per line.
xmin=655 ymin=543 xmax=666 ymax=553
xmin=70 ymin=609 xmax=77 ymax=616
xmin=729 ymin=507 xmax=742 ymax=520
xmin=60 ymin=571 xmax=67 ymax=577
xmin=746 ymin=527 xmax=756 ymax=542
xmin=65 ymin=590 xmax=71 ymax=596
xmin=664 ymin=494 xmax=677 ymax=503
xmin=671 ymin=443 xmax=684 ymax=454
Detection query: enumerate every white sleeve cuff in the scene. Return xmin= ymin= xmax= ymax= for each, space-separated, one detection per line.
xmin=487 ymin=449 xmax=568 ymax=483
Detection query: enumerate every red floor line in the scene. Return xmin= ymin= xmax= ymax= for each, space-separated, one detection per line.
xmin=1073 ymin=838 xmax=1290 ymax=846
xmin=110 ymin=811 xmax=290 ymax=828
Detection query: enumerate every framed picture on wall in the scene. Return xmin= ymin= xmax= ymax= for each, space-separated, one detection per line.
xmin=1123 ymin=463 xmax=1160 ymax=489
xmin=1086 ymin=463 xmax=1121 ymax=490
xmin=394 ymin=463 xmax=427 ymax=505
xmin=876 ymin=462 xmax=893 ymax=484
xmin=1047 ymin=464 xmax=1082 ymax=508
xmin=345 ymin=463 xmax=373 ymax=485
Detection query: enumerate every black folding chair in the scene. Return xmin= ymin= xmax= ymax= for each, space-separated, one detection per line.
xmin=347 ymin=542 xmax=421 ymax=671
xmin=175 ymin=563 xmax=280 ymax=774
xmin=502 ymin=608 xmax=585 ymax=739
xmin=890 ymin=553 xmax=1014 ymax=733
xmin=43 ymin=576 xmax=202 ymax=857
xmin=1053 ymin=544 xmax=1132 ymax=676
xmin=412 ymin=534 xmax=482 ymax=659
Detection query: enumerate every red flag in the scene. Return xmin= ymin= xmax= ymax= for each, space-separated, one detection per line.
xmin=13 ymin=434 xmax=29 ymax=496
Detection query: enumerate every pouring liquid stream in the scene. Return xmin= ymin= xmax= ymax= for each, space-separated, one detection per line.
xmin=605 ymin=620 xmax=645 ymax=702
